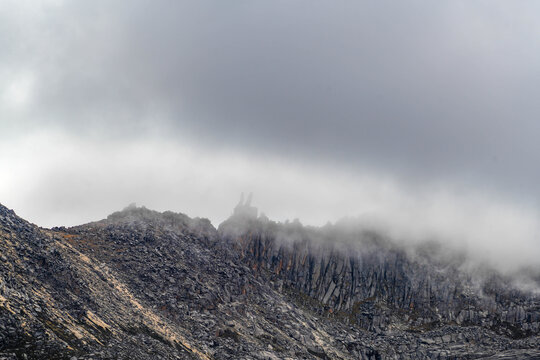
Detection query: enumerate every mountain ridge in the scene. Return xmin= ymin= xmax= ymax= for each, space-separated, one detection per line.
xmin=2 ymin=202 xmax=540 ymax=359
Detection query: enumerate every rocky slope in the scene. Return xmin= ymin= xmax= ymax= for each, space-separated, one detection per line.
xmin=2 ymin=201 xmax=540 ymax=359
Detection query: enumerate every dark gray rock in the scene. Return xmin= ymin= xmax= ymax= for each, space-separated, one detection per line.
xmin=2 ymin=202 xmax=540 ymax=359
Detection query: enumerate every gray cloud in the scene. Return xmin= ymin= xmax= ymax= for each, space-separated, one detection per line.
xmin=2 ymin=1 xmax=540 ymax=201
xmin=2 ymin=0 xmax=540 ymax=263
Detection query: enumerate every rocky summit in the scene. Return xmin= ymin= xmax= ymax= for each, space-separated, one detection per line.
xmin=1 ymin=200 xmax=540 ymax=360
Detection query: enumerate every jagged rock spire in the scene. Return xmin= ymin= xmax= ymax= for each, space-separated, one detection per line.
xmin=233 ymin=192 xmax=258 ymax=218
xmin=238 ymin=192 xmax=245 ymax=207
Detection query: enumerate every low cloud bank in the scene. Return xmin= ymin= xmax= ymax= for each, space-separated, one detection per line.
xmin=1 ymin=130 xmax=539 ymax=274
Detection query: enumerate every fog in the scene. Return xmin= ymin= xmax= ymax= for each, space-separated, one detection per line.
xmin=2 ymin=1 xmax=540 ymax=274
xmin=1 ymin=129 xmax=539 ymax=274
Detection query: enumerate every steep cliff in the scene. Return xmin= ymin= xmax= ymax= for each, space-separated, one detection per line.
xmin=219 ymin=209 xmax=540 ymax=339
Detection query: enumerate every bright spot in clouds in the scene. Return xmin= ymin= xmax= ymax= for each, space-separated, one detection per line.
xmin=2 ymin=70 xmax=35 ymax=109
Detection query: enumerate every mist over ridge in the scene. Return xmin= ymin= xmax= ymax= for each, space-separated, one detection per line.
xmin=83 ymin=193 xmax=540 ymax=292
xmin=216 ymin=195 xmax=540 ymax=288
xmin=1 ymin=129 xmax=539 ymax=277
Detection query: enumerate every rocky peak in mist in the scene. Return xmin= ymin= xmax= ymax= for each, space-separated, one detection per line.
xmin=105 ymin=203 xmax=214 ymax=232
xmin=220 ymin=200 xmax=540 ymax=337
xmin=233 ymin=192 xmax=258 ymax=219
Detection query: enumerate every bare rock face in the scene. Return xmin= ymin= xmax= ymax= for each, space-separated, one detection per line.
xmin=219 ymin=211 xmax=540 ymax=358
xmin=2 ymin=202 xmax=540 ymax=359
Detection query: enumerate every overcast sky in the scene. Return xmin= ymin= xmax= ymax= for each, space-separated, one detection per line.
xmin=2 ymin=1 xmax=540 ymax=270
